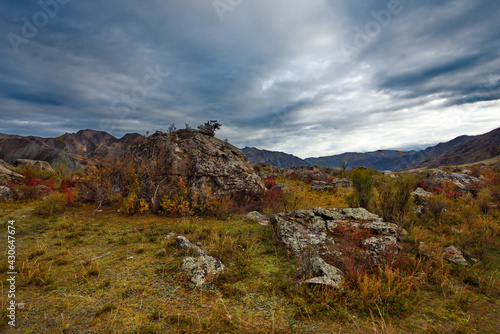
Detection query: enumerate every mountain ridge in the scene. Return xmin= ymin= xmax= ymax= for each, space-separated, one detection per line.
xmin=251 ymin=127 xmax=500 ymax=171
xmin=241 ymin=147 xmax=310 ymax=168
xmin=0 ymin=127 xmax=498 ymax=172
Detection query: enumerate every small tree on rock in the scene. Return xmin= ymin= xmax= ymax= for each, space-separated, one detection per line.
xmin=198 ymin=120 xmax=221 ymax=137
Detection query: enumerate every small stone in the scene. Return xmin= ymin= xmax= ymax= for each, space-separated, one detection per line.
xmin=450 ymin=227 xmax=463 ymax=234
xmin=442 ymin=246 xmax=468 ymax=266
xmin=165 ymin=232 xmax=176 ymax=240
xmin=243 ymin=211 xmax=269 ymax=226
xmin=0 ymin=186 xmax=12 ymax=201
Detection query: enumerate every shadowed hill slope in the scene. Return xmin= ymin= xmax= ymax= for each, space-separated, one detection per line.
xmin=242 ymin=147 xmax=310 ymax=168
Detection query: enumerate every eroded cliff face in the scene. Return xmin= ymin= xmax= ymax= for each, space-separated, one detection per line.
xmin=131 ymin=129 xmax=265 ymax=199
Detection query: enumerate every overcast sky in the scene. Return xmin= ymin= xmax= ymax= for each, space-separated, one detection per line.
xmin=1 ymin=0 xmax=499 ymax=158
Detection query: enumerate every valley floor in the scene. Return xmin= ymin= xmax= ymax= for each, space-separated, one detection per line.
xmin=1 ymin=201 xmax=499 ymax=334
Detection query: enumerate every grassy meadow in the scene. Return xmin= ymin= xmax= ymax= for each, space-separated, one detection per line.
xmin=1 ymin=165 xmax=499 ymax=333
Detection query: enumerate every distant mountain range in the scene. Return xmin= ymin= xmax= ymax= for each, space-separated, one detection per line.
xmin=0 ymin=127 xmax=498 ymax=172
xmin=244 ymin=127 xmax=500 ymax=171
xmin=0 ymin=129 xmax=143 ymax=171
xmin=241 ymin=147 xmax=310 ymax=168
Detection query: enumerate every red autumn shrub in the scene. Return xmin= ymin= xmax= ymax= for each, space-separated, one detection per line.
xmin=264 ymin=176 xmax=277 ymax=189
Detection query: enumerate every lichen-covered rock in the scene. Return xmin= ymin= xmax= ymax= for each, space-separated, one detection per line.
xmin=341 ymin=208 xmax=381 ymax=221
xmin=176 ymin=236 xmax=204 ymax=255
xmin=271 ymin=207 xmax=406 ymax=283
xmin=181 ymin=254 xmax=225 ymax=287
xmin=442 ymin=246 xmax=468 ymax=266
xmin=302 ymin=257 xmax=344 ymax=288
xmin=131 ymin=129 xmax=265 ymax=199
xmin=271 ymin=210 xmax=328 ymax=254
xmin=271 ymin=208 xmax=406 ymax=256
xmin=313 ymin=207 xmax=346 ymax=220
xmin=177 ymin=236 xmax=224 ymax=286
xmin=363 ymin=236 xmax=398 ymax=255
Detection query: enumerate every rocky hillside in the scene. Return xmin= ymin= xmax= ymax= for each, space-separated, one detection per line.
xmin=2 ymin=126 xmax=499 ymax=173
xmin=0 ymin=130 xmax=144 ymax=171
xmin=242 ymin=147 xmax=310 ymax=168
xmin=405 ymin=127 xmax=500 ymax=170
xmin=305 ymin=150 xmax=416 ymax=170
xmin=0 ymin=133 xmax=78 ymax=171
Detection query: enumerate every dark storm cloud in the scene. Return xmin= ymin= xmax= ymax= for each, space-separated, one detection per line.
xmin=0 ymin=0 xmax=499 ymax=157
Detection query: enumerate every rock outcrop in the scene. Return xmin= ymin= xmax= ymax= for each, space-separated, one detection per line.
xmin=0 ymin=159 xmax=23 ymax=183
xmin=424 ymin=169 xmax=482 ymax=194
xmin=285 ymin=166 xmax=339 ymax=183
xmin=270 ymin=207 xmax=406 ymax=287
xmin=411 ymin=187 xmax=433 ymax=205
xmin=132 ymin=129 xmax=265 ymax=199
xmin=310 ymin=178 xmax=353 ymax=192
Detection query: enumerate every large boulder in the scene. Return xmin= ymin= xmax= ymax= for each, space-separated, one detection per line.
xmin=131 ymin=129 xmax=265 ymax=199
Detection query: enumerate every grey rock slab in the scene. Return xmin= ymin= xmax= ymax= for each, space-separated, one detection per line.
xmin=302 ymin=257 xmax=344 ymax=288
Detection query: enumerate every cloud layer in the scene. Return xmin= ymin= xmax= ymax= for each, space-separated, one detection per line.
xmin=1 ymin=0 xmax=499 ymax=158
